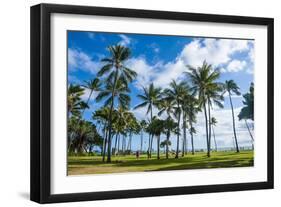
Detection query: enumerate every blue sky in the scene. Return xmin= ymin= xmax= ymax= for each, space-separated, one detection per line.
xmin=68 ymin=30 xmax=254 ymax=151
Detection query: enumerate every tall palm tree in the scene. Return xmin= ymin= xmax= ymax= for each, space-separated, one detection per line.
xmin=223 ymin=80 xmax=241 ymax=153
xmin=164 ymin=80 xmax=187 ymax=159
xmin=186 ymin=61 xmax=221 ymax=157
xmin=210 ymin=117 xmax=218 ymax=151
xmin=134 ymin=83 xmax=162 ymax=158
xmin=97 ymin=45 xmax=137 ymax=162
xmin=96 ymin=78 xmax=132 ymax=162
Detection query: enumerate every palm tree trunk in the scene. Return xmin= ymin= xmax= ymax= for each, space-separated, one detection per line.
xmin=150 ymin=135 xmax=154 ymax=158
xmin=203 ymin=101 xmax=210 ymax=157
xmin=147 ymin=134 xmax=151 ymax=158
xmin=207 ymin=99 xmax=212 ymax=153
xmin=114 ymin=133 xmax=118 ymax=155
xmin=82 ymin=90 xmax=93 ymax=117
xmin=117 ymin=133 xmax=120 ymax=155
xmin=229 ymin=93 xmax=239 ymax=152
xmin=149 ymin=108 xmax=153 ymax=158
xmin=166 ymin=131 xmax=170 ymax=159
xmin=182 ymin=111 xmax=187 ymax=157
xmin=212 ymin=125 xmax=217 ymax=151
xmin=102 ymin=128 xmax=108 ymax=162
xmin=189 ymin=116 xmax=195 ymax=155
xmin=140 ymin=130 xmax=143 ymax=152
xmin=157 ymin=136 xmax=160 ymax=159
xmin=245 ymin=119 xmax=254 ymax=150
xmin=106 ymin=69 xmax=119 ymax=162
xmin=175 ymin=103 xmax=181 ymax=159
xmin=122 ymin=135 xmax=126 ymax=154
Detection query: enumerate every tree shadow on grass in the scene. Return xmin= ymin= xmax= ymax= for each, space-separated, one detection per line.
xmin=152 ymin=159 xmax=254 ymax=172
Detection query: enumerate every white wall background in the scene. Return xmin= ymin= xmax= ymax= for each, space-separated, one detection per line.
xmin=0 ymin=0 xmax=279 ymax=206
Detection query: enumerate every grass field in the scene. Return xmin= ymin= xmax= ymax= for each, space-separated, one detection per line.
xmin=67 ymin=150 xmax=254 ymax=175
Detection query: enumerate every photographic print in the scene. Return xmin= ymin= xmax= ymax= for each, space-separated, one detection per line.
xmin=31 ymin=4 xmax=273 ymax=203
xmin=67 ymin=31 xmax=255 ymax=175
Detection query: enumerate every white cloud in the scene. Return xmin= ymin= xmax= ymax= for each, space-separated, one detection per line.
xmin=127 ymin=38 xmax=253 ymax=90
xmin=152 ymin=58 xmax=186 ymax=88
xmin=227 ymin=60 xmax=247 ymax=72
xmin=126 ymin=57 xmax=158 ymax=89
xmin=180 ymin=38 xmax=250 ymax=68
xmin=118 ymin=34 xmax=131 ymax=46
xmin=68 ymin=48 xmax=101 ymax=74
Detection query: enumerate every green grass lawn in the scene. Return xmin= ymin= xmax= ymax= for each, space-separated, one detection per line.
xmin=67 ymin=150 xmax=254 ymax=175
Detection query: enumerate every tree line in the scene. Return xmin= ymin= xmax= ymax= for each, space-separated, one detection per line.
xmin=67 ymin=44 xmax=254 ymax=163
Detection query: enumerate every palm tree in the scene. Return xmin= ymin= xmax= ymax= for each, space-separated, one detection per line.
xmin=158 ymin=97 xmax=176 ymax=159
xmin=126 ymin=113 xmax=140 ymax=153
xmin=149 ymin=117 xmax=164 ymax=159
xmin=67 ymin=84 xmax=87 ymax=117
xmin=112 ymin=107 xmax=129 ymax=155
xmin=134 ymin=83 xmax=162 ymax=158
xmin=186 ymin=61 xmax=221 ymax=157
xmin=223 ymin=80 xmax=241 ymax=153
xmin=180 ymin=86 xmax=192 ymax=157
xmin=186 ymin=95 xmax=199 ymax=155
xmin=96 ymin=78 xmax=132 ymax=162
xmin=92 ymin=107 xmax=111 ymax=161
xmin=163 ymin=117 xmax=177 ymax=159
xmin=210 ymin=117 xmax=218 ymax=151
xmin=97 ymin=45 xmax=137 ymax=162
xmin=238 ymin=83 xmax=254 ymax=148
xmin=164 ymin=80 xmax=187 ymax=158
xmin=67 ymin=84 xmax=88 ymax=152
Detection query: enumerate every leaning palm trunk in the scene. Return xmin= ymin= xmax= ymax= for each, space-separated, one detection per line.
xmin=102 ymin=128 xmax=108 ymax=162
xmin=203 ymin=100 xmax=210 ymax=157
xmin=228 ymin=93 xmax=239 ymax=152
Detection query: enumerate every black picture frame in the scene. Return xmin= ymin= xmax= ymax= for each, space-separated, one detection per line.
xmin=30 ymin=3 xmax=274 ymax=204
